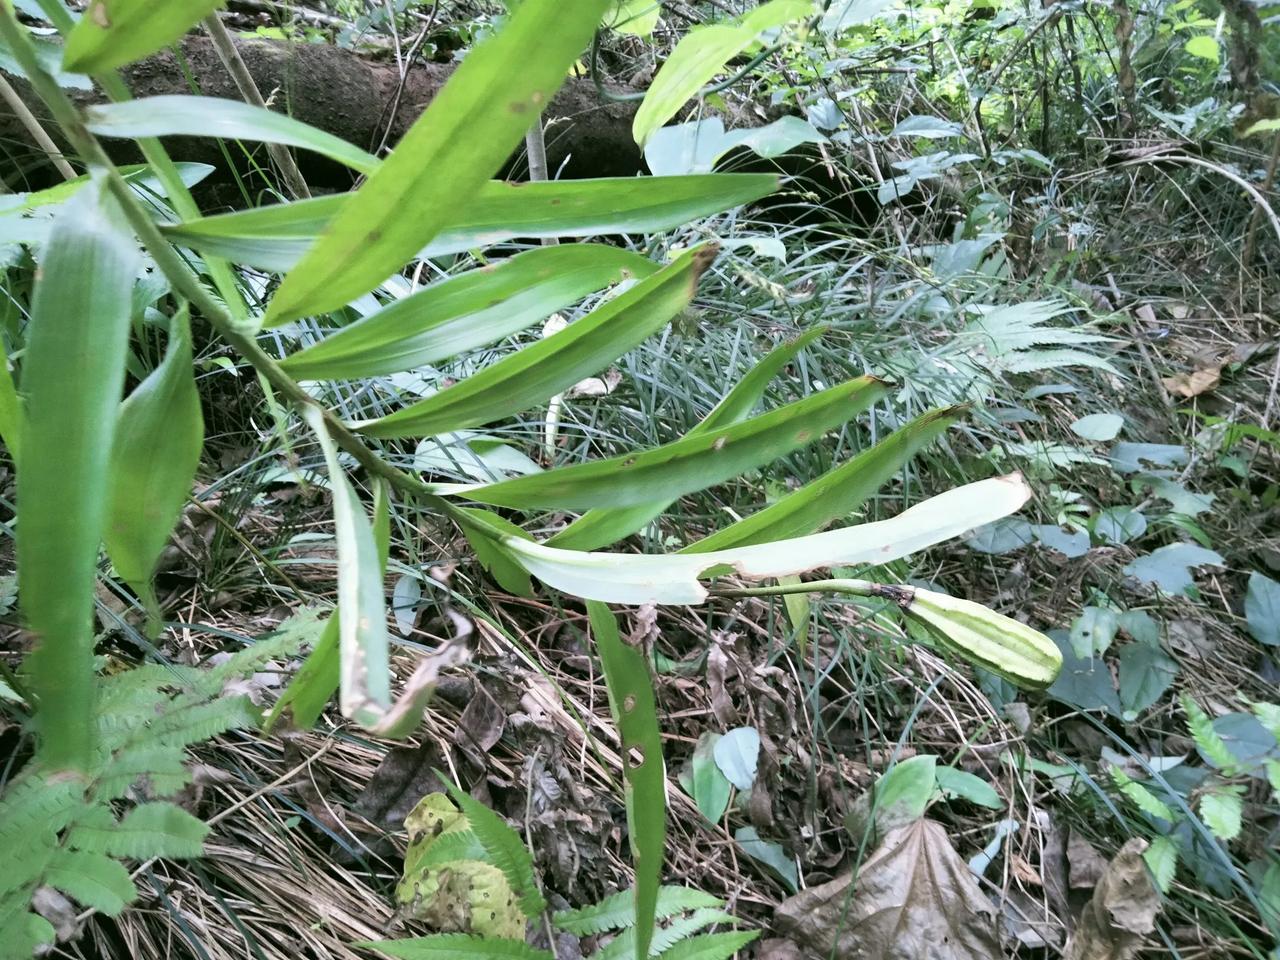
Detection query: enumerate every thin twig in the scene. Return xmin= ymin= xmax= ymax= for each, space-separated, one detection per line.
xmin=0 ymin=72 xmax=77 ymax=181
xmin=203 ymin=13 xmax=311 ymax=199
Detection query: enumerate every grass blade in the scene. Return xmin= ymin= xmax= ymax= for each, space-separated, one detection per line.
xmin=85 ymin=96 xmax=380 ymax=174
xmin=682 ymin=405 xmax=963 ymax=552
xmin=265 ymin=0 xmax=611 ymax=324
xmin=104 ymin=309 xmax=204 ymax=601
xmin=161 ymin=175 xmax=778 ymax=275
xmin=547 ymin=328 xmax=827 ymax=550
xmin=17 ymin=176 xmax=139 ymax=771
xmin=63 ymin=0 xmax=225 ymax=73
xmin=586 ymin=602 xmax=666 ymax=960
xmin=280 ymin=245 xmax=658 ymax=380
xmin=452 ymin=376 xmax=888 ymax=511
xmin=355 ymin=245 xmax=717 ymax=439
xmin=0 ymin=333 xmax=21 ymax=465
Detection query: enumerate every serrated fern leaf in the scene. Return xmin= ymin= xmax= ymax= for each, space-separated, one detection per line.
xmin=0 ymin=905 xmax=54 ymax=960
xmin=443 ymin=781 xmax=544 ymax=917
xmin=555 ymin=887 xmax=724 ymax=936
xmin=97 ymin=745 xmax=191 ymax=800
xmin=1109 ymin=767 xmax=1174 ymax=822
xmin=195 ymin=608 xmax=323 ymax=696
xmin=1181 ymin=695 xmax=1237 ymax=773
xmin=356 ymin=934 xmax=553 ymax=960
xmin=595 ymin=908 xmax=734 ymax=960
xmin=44 ymin=850 xmax=137 ymax=916
xmin=654 ymin=931 xmax=758 ymax=960
xmin=1199 ymin=787 xmax=1244 ymax=842
xmin=149 ymin=697 xmax=261 ymax=749
xmin=412 ymin=829 xmax=490 ymax=872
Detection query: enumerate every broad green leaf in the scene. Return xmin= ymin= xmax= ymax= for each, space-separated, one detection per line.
xmin=1199 ymin=787 xmax=1243 ymax=842
xmin=1118 ymin=642 xmax=1178 ymax=717
xmin=1245 ymin=572 xmax=1280 ymax=646
xmin=18 ymin=177 xmax=139 ymax=771
xmin=1143 ymin=836 xmax=1178 ymax=893
xmin=1069 ymin=606 xmax=1119 ymax=658
xmin=546 ymin=327 xmax=828 ymax=550
xmin=0 ymin=334 xmax=21 ymax=465
xmin=0 ymin=25 xmax=92 ymax=89
xmin=934 ymin=766 xmax=1002 ymax=809
xmin=712 ymin=726 xmax=760 ymax=790
xmin=455 ymin=508 xmax=535 ymax=597
xmin=683 ymin=405 xmax=961 ymax=552
xmin=266 ymin=0 xmax=612 ymax=324
xmin=1123 ymin=542 xmax=1223 ymax=595
xmin=63 ymin=0 xmax=225 ymax=73
xmin=846 ymin=755 xmax=937 ymax=840
xmin=355 ymin=245 xmax=716 ymax=439
xmin=280 ymin=245 xmax=658 ymax=381
xmin=450 ymin=375 xmax=888 ymax=511
xmin=480 ymin=474 xmax=1031 ymax=604
xmin=632 ymin=0 xmax=810 ymax=146
xmin=1070 ymin=413 xmax=1124 ymax=441
xmin=305 ymin=408 xmax=391 ymax=728
xmin=587 ymin=602 xmax=666 ymax=960
xmin=734 ymin=826 xmax=798 ymax=892
xmin=690 ymin=733 xmax=731 ymax=822
xmin=104 ymin=310 xmax=204 ymax=595
xmin=357 ymin=936 xmax=553 ymax=960
xmin=85 ymin=96 xmax=380 ymax=175
xmin=607 ymin=0 xmax=660 ymax=37
xmin=1184 ymin=34 xmax=1220 ymax=62
xmin=162 ymin=175 xmax=778 ymax=276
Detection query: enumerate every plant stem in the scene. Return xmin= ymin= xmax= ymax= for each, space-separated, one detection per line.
xmin=203 ymin=12 xmax=312 ymax=200
xmin=0 ymin=72 xmax=77 ymax=181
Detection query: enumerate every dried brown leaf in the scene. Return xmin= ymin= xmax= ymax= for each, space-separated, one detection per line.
xmin=1063 ymin=838 xmax=1160 ymax=960
xmin=775 ymin=819 xmax=1001 ymax=959
xmin=1161 ymin=366 xmax=1220 ymax=398
xmin=1067 ymin=830 xmax=1109 ymax=889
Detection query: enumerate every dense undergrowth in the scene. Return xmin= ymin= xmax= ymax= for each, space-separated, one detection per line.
xmin=1 ymin=0 xmax=1278 ymax=958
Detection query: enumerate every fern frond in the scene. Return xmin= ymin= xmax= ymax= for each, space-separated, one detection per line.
xmin=1199 ymin=786 xmax=1244 ymax=842
xmin=68 ymin=801 xmax=208 ymax=858
xmin=97 ymin=745 xmax=191 ymax=800
xmin=43 ymin=849 xmax=137 ymax=916
xmin=410 ymin=829 xmax=489 ymax=872
xmin=356 ymin=934 xmax=554 ymax=960
xmin=194 ymin=608 xmax=323 ymax=696
xmin=0 ymin=903 xmax=54 ymax=960
xmin=443 ymin=781 xmax=545 ymax=917
xmin=1109 ymin=767 xmax=1174 ymax=822
xmin=555 ymin=887 xmax=724 ymax=936
xmin=1181 ymin=695 xmax=1237 ymax=773
xmin=595 ymin=908 xmax=734 ymax=960
xmin=149 ymin=697 xmax=261 ymax=749
xmin=653 ymin=931 xmax=758 ymax=960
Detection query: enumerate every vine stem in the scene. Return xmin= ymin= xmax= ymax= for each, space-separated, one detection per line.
xmin=0 ymin=9 xmax=452 ymax=517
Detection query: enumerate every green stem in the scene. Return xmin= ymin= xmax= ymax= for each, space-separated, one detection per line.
xmin=713 ymin=577 xmax=883 ymax=600
xmin=0 ymin=9 xmax=452 ymax=516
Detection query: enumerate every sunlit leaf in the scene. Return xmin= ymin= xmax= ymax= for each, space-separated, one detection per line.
xmin=281 ymin=245 xmax=658 ymax=380
xmin=478 ymin=474 xmax=1031 ymax=604
xmin=63 ymin=0 xmax=225 ymax=73
xmin=266 ymin=0 xmax=612 ymax=323
xmin=632 ymin=0 xmax=809 ymax=146
xmin=450 ymin=375 xmax=887 ymax=511
xmin=161 ymin=175 xmax=778 ymax=275
xmin=85 ymin=96 xmax=380 ymax=174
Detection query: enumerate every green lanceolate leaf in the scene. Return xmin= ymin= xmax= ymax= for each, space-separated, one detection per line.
xmin=161 ymin=175 xmax=778 ymax=275
xmin=451 ymin=375 xmax=887 ymax=512
xmin=305 ymin=408 xmax=391 ymax=728
xmin=104 ymin=309 xmax=204 ymax=596
xmin=586 ymin=602 xmax=666 ymax=960
xmin=478 ymin=474 xmax=1031 ymax=604
xmin=357 ymin=935 xmax=553 ymax=960
xmin=266 ymin=0 xmax=612 ymax=324
xmin=280 ymin=245 xmax=659 ymax=381
xmin=683 ymin=405 xmax=962 ymax=552
xmin=262 ymin=613 xmax=339 ymax=733
xmin=18 ymin=176 xmax=139 ymax=771
xmin=63 ymin=0 xmax=226 ymax=73
xmin=356 ymin=244 xmax=717 ymax=439
xmin=0 ymin=333 xmax=21 ymax=465
xmin=84 ymin=96 xmax=380 ymax=175
xmin=632 ymin=0 xmax=809 ymax=146
xmin=547 ymin=327 xmax=827 ymax=550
